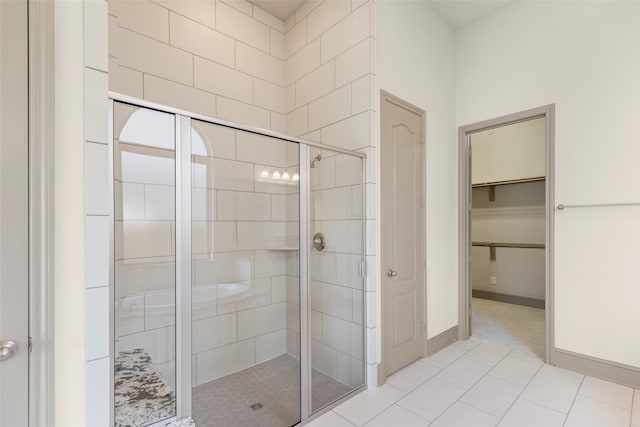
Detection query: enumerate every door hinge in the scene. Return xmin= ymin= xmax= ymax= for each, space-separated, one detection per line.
xmin=28 ymin=336 xmax=32 ymax=353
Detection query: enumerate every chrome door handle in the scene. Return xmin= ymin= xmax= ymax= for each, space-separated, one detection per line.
xmin=0 ymin=340 xmax=18 ymax=361
xmin=387 ymin=269 xmax=397 ymax=278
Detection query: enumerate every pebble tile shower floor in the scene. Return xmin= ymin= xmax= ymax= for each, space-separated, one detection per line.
xmin=192 ymin=354 xmax=352 ymax=427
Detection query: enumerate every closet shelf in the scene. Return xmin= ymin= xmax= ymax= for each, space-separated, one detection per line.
xmin=472 ymin=176 xmax=545 ymax=188
xmin=472 ymin=241 xmax=545 ymax=249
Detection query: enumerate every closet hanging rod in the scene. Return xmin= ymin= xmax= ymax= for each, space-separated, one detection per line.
xmin=557 ymin=202 xmax=640 ymax=210
xmin=472 ymin=241 xmax=545 ymax=249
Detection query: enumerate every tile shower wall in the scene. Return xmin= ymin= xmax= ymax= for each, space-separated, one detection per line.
xmin=189 ymin=124 xmax=299 ymax=385
xmin=107 ymin=0 xmax=378 ymax=389
xmin=109 ymin=0 xmax=286 ymax=132
xmin=83 ymin=0 xmax=111 ymax=426
xmin=283 ymin=0 xmax=378 ymax=385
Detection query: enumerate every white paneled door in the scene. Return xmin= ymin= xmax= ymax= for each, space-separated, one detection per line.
xmin=381 ymin=93 xmax=425 ymax=376
xmin=0 ymin=0 xmax=29 ymax=425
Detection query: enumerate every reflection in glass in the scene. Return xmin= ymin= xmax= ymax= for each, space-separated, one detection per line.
xmin=113 ymin=102 xmax=176 ymax=426
xmin=190 ymin=120 xmax=302 ymax=427
xmin=309 ymin=148 xmax=365 ymax=412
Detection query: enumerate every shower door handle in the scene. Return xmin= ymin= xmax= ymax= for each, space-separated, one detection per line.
xmin=387 ymin=269 xmax=397 ymax=278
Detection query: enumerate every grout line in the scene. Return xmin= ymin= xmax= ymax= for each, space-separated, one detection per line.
xmin=562 ymin=375 xmax=585 ymax=426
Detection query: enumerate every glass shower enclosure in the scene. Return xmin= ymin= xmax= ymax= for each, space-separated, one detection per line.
xmin=111 ymin=96 xmax=366 ymax=427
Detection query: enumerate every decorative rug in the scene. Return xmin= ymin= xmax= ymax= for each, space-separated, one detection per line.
xmin=115 ymin=349 xmax=176 ymax=427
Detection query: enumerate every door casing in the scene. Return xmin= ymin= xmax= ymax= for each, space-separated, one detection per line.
xmin=380 ymin=90 xmax=427 ymax=379
xmin=457 ymin=104 xmax=555 ymax=363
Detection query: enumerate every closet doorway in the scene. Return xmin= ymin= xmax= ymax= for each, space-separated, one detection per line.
xmin=458 ymin=105 xmax=555 ymax=361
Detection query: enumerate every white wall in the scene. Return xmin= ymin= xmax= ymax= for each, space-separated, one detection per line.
xmin=456 ymin=2 xmax=640 ymax=368
xmin=377 ymin=0 xmax=458 ymax=342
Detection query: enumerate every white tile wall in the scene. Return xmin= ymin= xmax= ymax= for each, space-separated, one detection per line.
xmin=117 ymin=326 xmax=176 ymax=364
xmin=84 ymin=0 xmax=108 ymax=72
xmin=118 ymin=28 xmax=193 ymax=85
xmin=85 ymin=287 xmax=110 ymax=361
xmin=256 ymin=329 xmax=287 ymax=363
xmin=307 ymin=0 xmax=351 ymax=41
xmin=237 ymin=302 xmax=287 ymax=340
xmin=85 ymin=142 xmax=109 ymax=215
xmin=286 ymin=38 xmax=321 ymax=85
xmin=85 ymin=216 xmax=110 ymax=288
xmin=217 ymin=96 xmax=272 ymax=130
xmin=85 ymin=69 xmax=109 ymax=144
xmin=154 ymin=0 xmax=215 ymax=28
xmin=320 ymin=2 xmax=370 ymax=63
xmin=192 ymin=313 xmax=237 ymax=353
xmin=170 ymin=12 xmax=234 ymax=67
xmin=308 ymin=85 xmax=352 ymax=130
xmin=85 ymin=357 xmax=110 ymax=427
xmin=112 ymin=1 xmax=169 ymax=43
xmin=196 ymin=339 xmax=256 ymax=384
xmin=236 ymin=42 xmax=285 ymax=87
xmin=145 ymin=74 xmax=218 ymax=118
xmin=191 ymin=121 xmax=236 ymax=159
xmin=194 ymin=57 xmax=253 ymax=104
xmin=217 ymin=1 xmax=270 ymax=52
xmin=217 ymin=190 xmax=271 ymax=221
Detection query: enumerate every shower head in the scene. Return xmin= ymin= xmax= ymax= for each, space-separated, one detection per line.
xmin=310 ymin=154 xmax=322 ymax=168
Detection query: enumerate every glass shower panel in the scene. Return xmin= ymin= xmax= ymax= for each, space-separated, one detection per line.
xmin=113 ymin=102 xmax=177 ymax=427
xmin=190 ymin=120 xmax=301 ymax=427
xmin=309 ymin=147 xmax=365 ymax=413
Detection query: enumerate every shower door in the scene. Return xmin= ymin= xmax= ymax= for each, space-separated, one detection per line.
xmin=307 ymin=147 xmax=366 ymax=413
xmin=111 ymin=97 xmax=366 ymax=427
xmin=189 ymin=120 xmax=302 ymax=427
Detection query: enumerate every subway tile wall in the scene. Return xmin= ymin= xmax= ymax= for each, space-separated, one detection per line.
xmin=109 ymin=0 xmax=286 ymax=132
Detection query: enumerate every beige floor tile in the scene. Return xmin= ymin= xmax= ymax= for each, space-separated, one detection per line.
xmin=451 ymin=337 xmax=482 ymax=351
xmin=424 ymin=345 xmax=468 ymax=369
xmin=397 ymin=377 xmax=466 ymax=422
xmin=489 ymin=352 xmax=542 ymax=386
xmin=386 ymin=360 xmax=441 ymax=392
xmin=461 ymin=375 xmax=524 ymax=417
xmin=578 ymin=376 xmax=633 ymax=409
xmin=429 ymin=401 xmax=499 ymax=427
xmin=437 ymin=357 xmax=493 ymax=389
xmin=464 ymin=341 xmax=511 ymax=366
xmin=306 ymin=411 xmax=355 ymax=427
xmin=497 ymin=398 xmax=566 ymax=427
xmin=538 ymin=363 xmax=583 ymax=384
xmin=520 ymin=373 xmax=580 ymax=413
xmin=333 ymin=384 xmax=405 ymax=426
xmin=565 ymin=395 xmax=630 ymax=427
xmin=363 ymin=404 xmax=429 ymax=427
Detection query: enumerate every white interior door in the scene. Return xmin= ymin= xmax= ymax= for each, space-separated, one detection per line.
xmin=381 ymin=93 xmax=425 ymax=376
xmin=0 ymin=0 xmax=30 ymax=425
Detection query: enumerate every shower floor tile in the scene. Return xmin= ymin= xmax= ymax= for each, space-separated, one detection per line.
xmin=192 ymin=354 xmax=352 ymax=427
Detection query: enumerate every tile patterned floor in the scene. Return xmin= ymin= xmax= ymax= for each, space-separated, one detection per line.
xmin=192 ymin=354 xmax=352 ymax=427
xmin=308 ymin=339 xmax=640 ymax=427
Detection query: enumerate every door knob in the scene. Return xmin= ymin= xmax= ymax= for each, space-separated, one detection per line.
xmin=0 ymin=340 xmax=18 ymax=361
xmin=387 ymin=269 xmax=397 ymax=277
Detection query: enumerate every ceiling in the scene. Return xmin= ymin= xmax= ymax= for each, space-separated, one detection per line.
xmin=425 ymin=0 xmax=517 ymax=29
xmin=250 ymin=0 xmax=517 ymax=29
xmin=250 ymin=0 xmax=305 ymax=21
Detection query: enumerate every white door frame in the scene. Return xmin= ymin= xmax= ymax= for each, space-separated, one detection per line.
xmin=380 ymin=90 xmax=427 ymax=380
xmin=457 ymin=104 xmax=555 ymax=363
xmin=28 ymin=0 xmax=56 ymax=425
